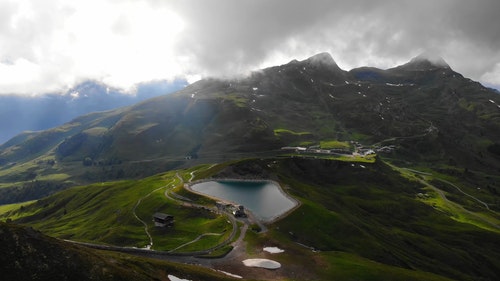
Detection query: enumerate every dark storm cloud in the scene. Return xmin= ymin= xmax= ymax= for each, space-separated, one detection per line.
xmin=2 ymin=0 xmax=500 ymax=95
xmin=168 ymin=0 xmax=500 ymax=86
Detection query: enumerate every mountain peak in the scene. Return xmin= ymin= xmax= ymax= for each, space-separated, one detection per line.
xmin=303 ymin=52 xmax=343 ymax=69
xmin=306 ymin=52 xmax=337 ymax=65
xmin=399 ymin=52 xmax=450 ymax=70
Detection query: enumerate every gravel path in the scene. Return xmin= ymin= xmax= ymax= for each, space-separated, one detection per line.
xmin=132 ymin=179 xmax=175 ymax=248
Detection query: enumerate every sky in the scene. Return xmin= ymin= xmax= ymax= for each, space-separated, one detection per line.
xmin=1 ymin=0 xmax=500 ymax=96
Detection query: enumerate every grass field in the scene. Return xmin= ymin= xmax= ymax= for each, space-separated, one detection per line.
xmin=1 ymin=168 xmax=231 ymax=252
xmin=273 ymin=128 xmax=312 ymax=137
xmin=319 ymin=140 xmax=351 ymax=149
xmin=1 ymin=157 xmax=499 ymax=280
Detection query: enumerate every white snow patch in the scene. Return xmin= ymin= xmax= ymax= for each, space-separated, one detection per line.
xmin=168 ymin=274 xmax=191 ymax=281
xmin=360 ymin=165 xmax=366 ymax=169
xmin=329 ymin=94 xmax=335 ymax=99
xmin=489 ymin=99 xmax=496 ymax=104
xmin=191 ymin=94 xmax=195 ymax=98
xmin=264 ymin=247 xmax=284 ymax=254
xmin=253 ymin=87 xmax=258 ymax=91
xmin=386 ymin=83 xmax=404 ymax=87
xmin=310 ymin=79 xmax=314 ymax=83
xmin=243 ymin=259 xmax=281 ymax=269
xmin=217 ymin=270 xmax=243 ymax=279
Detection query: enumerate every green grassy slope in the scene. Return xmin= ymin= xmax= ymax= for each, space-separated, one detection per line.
xmin=3 ymin=169 xmax=230 ymax=251
xmin=2 ymin=158 xmax=500 ymax=280
xmin=0 ymin=222 xmax=236 ymax=281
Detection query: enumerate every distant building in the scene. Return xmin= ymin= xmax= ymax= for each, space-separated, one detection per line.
xmin=281 ymin=146 xmax=307 ymax=153
xmin=233 ymin=205 xmax=247 ymax=218
xmin=153 ymin=212 xmax=174 ymax=227
xmin=215 ymin=202 xmax=247 ymax=218
xmin=363 ymin=149 xmax=376 ymax=156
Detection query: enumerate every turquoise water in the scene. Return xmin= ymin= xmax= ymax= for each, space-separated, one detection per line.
xmin=190 ymin=181 xmax=297 ymax=222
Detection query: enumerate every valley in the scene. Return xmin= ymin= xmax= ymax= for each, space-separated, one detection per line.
xmin=1 ymin=53 xmax=500 ymax=280
xmin=2 ymin=156 xmax=500 ymax=280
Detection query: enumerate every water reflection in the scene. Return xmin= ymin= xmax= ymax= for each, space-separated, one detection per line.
xmin=190 ymin=180 xmax=297 ymax=222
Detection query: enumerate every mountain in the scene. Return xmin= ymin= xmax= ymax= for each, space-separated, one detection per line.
xmin=1 ymin=53 xmax=500 ymax=280
xmin=0 ymin=79 xmax=187 ymax=145
xmin=1 ymin=53 xmax=500 ymax=203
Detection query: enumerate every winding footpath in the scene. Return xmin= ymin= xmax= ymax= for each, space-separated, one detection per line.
xmin=132 ymin=179 xmax=176 ymax=248
xmin=66 ymin=166 xmax=242 ymax=259
xmin=401 ymin=168 xmax=499 ymax=230
xmin=403 ymin=168 xmax=492 ymax=211
xmin=169 ymin=233 xmax=223 ymax=253
xmin=165 ymin=169 xmax=240 ymax=255
xmin=64 ymin=164 xmax=284 ymax=280
xmin=436 ymin=178 xmax=491 ymax=211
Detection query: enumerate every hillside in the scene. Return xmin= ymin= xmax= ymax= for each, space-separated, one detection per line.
xmin=0 ymin=79 xmax=187 ymax=145
xmin=0 ymin=221 xmax=235 ymax=281
xmin=2 ymin=158 xmax=499 ymax=280
xmin=0 ymin=52 xmax=499 ymax=204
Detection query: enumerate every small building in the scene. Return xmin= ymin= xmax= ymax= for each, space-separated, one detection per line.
xmin=233 ymin=205 xmax=247 ymax=218
xmin=216 ymin=201 xmax=232 ymax=211
xmin=153 ymin=212 xmax=174 ymax=227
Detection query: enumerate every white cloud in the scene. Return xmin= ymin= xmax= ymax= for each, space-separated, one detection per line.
xmin=0 ymin=0 xmax=185 ymax=95
xmin=0 ymin=58 xmax=41 ymax=93
xmin=481 ymin=63 xmax=500 ymax=87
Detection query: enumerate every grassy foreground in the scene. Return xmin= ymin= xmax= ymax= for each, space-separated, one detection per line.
xmin=1 ymin=167 xmax=230 ymax=251
xmin=1 ymin=158 xmax=500 ymax=280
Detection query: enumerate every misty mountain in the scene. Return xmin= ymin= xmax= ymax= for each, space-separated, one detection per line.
xmin=1 ymin=53 xmax=499 ymax=203
xmin=0 ymin=79 xmax=187 ymax=144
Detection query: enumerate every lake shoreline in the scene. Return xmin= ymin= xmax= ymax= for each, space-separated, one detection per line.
xmin=185 ymin=178 xmax=300 ymax=224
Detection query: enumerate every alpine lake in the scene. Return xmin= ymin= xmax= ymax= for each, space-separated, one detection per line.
xmin=189 ymin=180 xmax=298 ymax=222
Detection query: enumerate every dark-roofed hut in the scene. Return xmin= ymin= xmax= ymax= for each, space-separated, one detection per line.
xmin=153 ymin=212 xmax=174 ymax=227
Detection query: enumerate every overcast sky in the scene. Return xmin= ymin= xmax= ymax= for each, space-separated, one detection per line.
xmin=1 ymin=0 xmax=500 ymax=95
